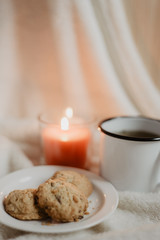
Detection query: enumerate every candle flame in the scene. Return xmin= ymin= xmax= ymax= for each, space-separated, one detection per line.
xmin=65 ymin=107 xmax=73 ymax=119
xmin=61 ymin=117 xmax=69 ymax=130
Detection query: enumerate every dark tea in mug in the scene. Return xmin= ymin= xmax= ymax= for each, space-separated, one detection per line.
xmin=117 ymin=130 xmax=159 ymax=138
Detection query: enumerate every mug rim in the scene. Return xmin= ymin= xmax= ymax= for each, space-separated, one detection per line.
xmin=98 ymin=116 xmax=160 ymax=142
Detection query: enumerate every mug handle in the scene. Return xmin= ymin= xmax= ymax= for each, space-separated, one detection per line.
xmin=152 ymin=151 xmax=160 ymax=192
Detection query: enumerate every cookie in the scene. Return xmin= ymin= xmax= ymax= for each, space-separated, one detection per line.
xmin=4 ymin=189 xmax=47 ymax=220
xmin=36 ymin=178 xmax=88 ymax=222
xmin=51 ymin=170 xmax=93 ymax=197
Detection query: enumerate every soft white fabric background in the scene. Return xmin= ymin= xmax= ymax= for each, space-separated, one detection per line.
xmin=0 ymin=0 xmax=160 ymax=239
xmin=1 ymin=0 xmax=160 ymax=119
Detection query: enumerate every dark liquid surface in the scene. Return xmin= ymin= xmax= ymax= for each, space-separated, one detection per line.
xmin=117 ymin=130 xmax=160 ymax=138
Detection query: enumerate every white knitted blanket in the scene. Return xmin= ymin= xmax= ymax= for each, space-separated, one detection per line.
xmin=1 ymin=119 xmax=160 ymax=240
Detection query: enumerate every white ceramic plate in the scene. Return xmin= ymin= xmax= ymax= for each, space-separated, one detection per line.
xmin=0 ymin=166 xmax=119 ymax=233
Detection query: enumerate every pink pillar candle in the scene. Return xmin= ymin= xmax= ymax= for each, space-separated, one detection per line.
xmin=42 ymin=125 xmax=91 ymax=168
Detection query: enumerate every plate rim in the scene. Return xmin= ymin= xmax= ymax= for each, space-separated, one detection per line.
xmin=0 ymin=165 xmax=119 ymax=233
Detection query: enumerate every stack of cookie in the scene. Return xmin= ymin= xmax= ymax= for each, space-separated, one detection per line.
xmin=3 ymin=170 xmax=93 ymax=223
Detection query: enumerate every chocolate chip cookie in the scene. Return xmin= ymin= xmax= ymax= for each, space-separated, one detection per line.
xmin=51 ymin=170 xmax=93 ymax=197
xmin=4 ymin=189 xmax=47 ymax=220
xmin=36 ymin=178 xmax=88 ymax=222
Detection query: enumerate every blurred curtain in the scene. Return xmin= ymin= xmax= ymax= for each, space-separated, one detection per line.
xmin=0 ymin=0 xmax=160 ymax=120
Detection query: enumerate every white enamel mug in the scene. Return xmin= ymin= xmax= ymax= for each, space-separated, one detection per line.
xmin=99 ymin=116 xmax=160 ymax=192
